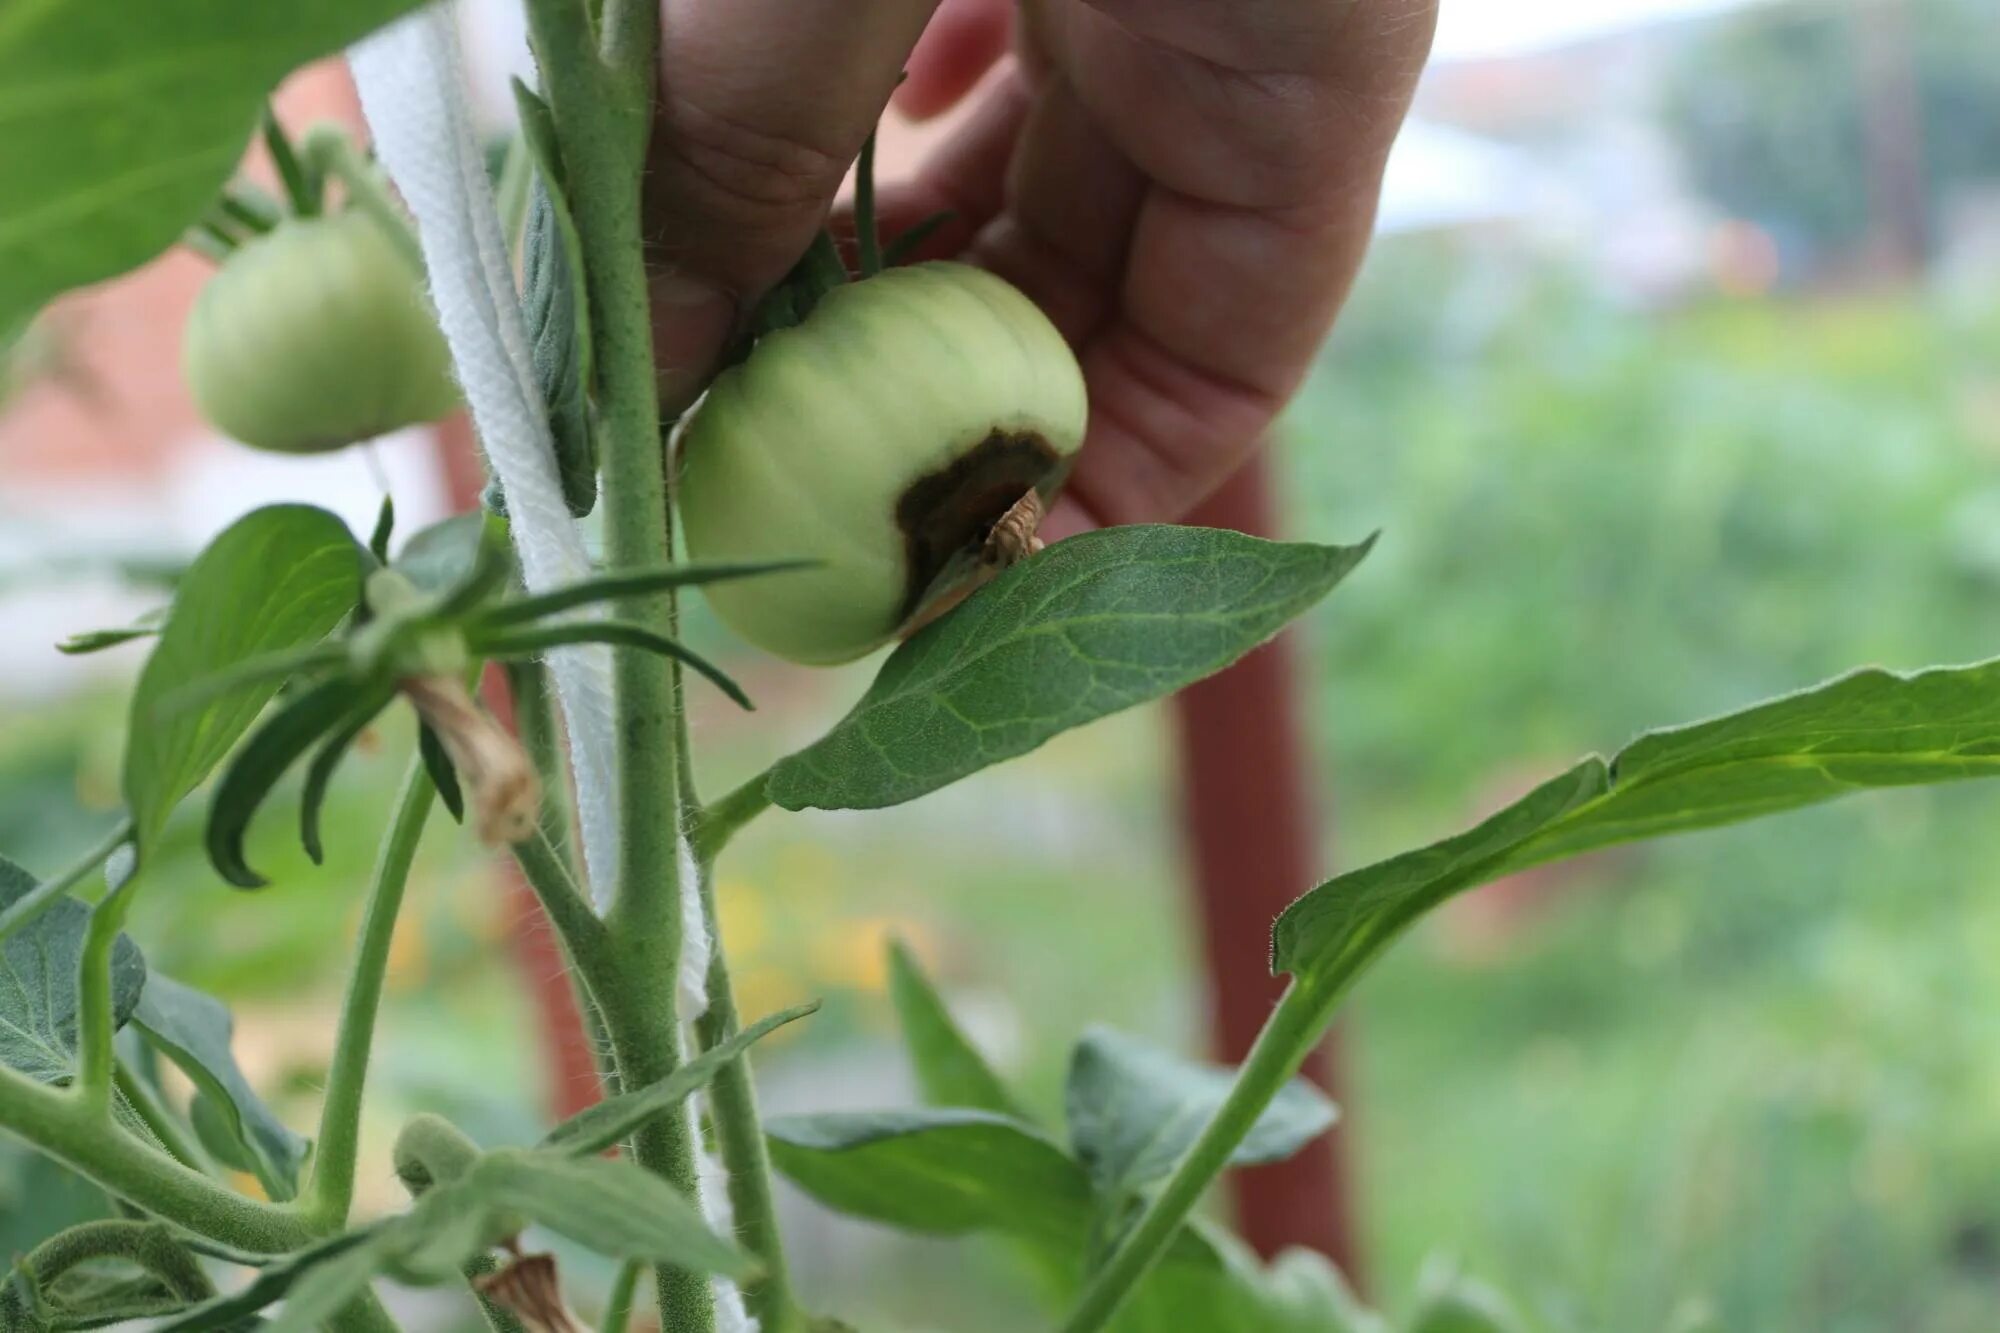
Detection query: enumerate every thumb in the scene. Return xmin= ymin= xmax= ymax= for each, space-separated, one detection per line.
xmin=645 ymin=0 xmax=944 ymax=409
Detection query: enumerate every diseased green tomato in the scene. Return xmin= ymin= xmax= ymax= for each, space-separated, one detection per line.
xmin=183 ymin=210 xmax=459 ymax=454
xmin=678 ymin=262 xmax=1087 ymax=665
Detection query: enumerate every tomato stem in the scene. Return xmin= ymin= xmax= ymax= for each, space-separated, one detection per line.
xmin=690 ymin=846 xmax=802 ymax=1332
xmin=300 ymin=758 xmax=436 ymax=1230
xmin=523 ymin=0 xmax=720 ymax=1327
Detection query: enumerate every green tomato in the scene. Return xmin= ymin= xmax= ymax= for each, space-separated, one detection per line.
xmin=678 ymin=262 xmax=1087 ymax=665
xmin=183 ymin=210 xmax=459 ymax=454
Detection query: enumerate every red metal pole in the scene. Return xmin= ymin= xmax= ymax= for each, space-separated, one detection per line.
xmin=432 ymin=413 xmax=602 ymax=1121
xmin=1170 ymin=453 xmax=1360 ymax=1280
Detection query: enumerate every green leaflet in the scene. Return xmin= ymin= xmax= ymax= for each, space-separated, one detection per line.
xmin=0 ymin=1 xmax=429 ymax=332
xmin=157 ymin=1141 xmax=751 ymax=1333
xmin=771 ymin=526 xmax=1373 ymax=811
xmin=885 ymin=938 xmax=1025 ymax=1120
xmin=0 ymin=856 xmax=145 ymax=1084
xmin=1064 ymin=1028 xmax=1335 ymax=1196
xmin=512 ymin=79 xmax=596 ymax=519
xmin=766 ymin=1109 xmax=1102 ymax=1253
xmin=1275 ymin=656 xmax=2000 ymax=984
xmin=130 ymin=974 xmax=308 ymax=1201
xmin=124 ymin=505 xmax=362 ymax=858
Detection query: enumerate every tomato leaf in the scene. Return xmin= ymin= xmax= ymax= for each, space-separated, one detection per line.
xmin=766 ymin=1109 xmax=1097 ymax=1251
xmin=769 ymin=526 xmax=1372 ymax=811
xmin=1274 ymin=657 xmax=2000 ymax=986
xmin=0 ymin=0 xmax=430 ymax=331
xmin=0 ymin=856 xmax=146 ymax=1084
xmin=389 ymin=512 xmax=497 ymax=598
xmin=885 ymin=938 xmax=1025 ymax=1120
xmin=1064 ymin=1028 xmax=1335 ymax=1196
xmin=472 ymin=1152 xmax=754 ymax=1279
xmin=131 ymin=973 xmax=308 ymax=1201
xmin=123 ymin=505 xmax=362 ymax=858
xmin=512 ymin=79 xmax=596 ymax=518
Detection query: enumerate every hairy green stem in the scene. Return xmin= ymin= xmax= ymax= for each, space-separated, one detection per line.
xmin=512 ymin=830 xmax=608 ymax=975
xmin=0 ymin=815 xmax=131 ymax=945
xmin=114 ymin=1062 xmax=211 ymax=1174
xmin=592 ymin=939 xmax=710 ymax=1328
xmin=0 ymin=1066 xmax=309 ymax=1252
xmin=15 ymin=1218 xmax=214 ymax=1299
xmin=506 ymin=660 xmax=576 ymax=860
xmin=464 ymin=1252 xmax=532 ymax=1333
xmin=691 ymin=853 xmax=798 ymax=1332
xmin=1060 ymin=977 xmax=1340 ymax=1333
xmin=523 ymin=1 xmax=707 ymax=1326
xmin=74 ymin=894 xmax=133 ymax=1112
xmin=303 ymin=760 xmax=436 ymax=1229
xmin=693 ymin=774 xmax=773 ymax=861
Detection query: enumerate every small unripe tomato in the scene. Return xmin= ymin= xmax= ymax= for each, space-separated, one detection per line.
xmin=678 ymin=262 xmax=1087 ymax=665
xmin=183 ymin=210 xmax=458 ymax=453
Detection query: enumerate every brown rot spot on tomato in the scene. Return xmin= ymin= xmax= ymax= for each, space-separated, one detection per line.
xmin=896 ymin=430 xmax=1062 ymax=619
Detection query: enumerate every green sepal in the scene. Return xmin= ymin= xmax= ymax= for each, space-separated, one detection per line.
xmin=300 ymin=685 xmax=396 ymax=864
xmin=540 ymin=1002 xmax=817 ymax=1156
xmin=474 ymin=559 xmax=811 ymax=630
xmin=473 ymin=620 xmax=752 ymax=710
xmin=206 ymin=677 xmax=371 ymax=888
xmin=883 ymin=210 xmax=955 ymax=267
xmin=367 ymin=496 xmax=396 ymax=567
xmin=418 ymin=723 xmax=466 ymax=825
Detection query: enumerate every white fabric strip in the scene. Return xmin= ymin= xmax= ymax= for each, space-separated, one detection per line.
xmin=349 ymin=6 xmax=620 ymax=904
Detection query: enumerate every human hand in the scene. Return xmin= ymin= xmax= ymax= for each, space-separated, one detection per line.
xmin=645 ymin=0 xmax=1437 ymax=536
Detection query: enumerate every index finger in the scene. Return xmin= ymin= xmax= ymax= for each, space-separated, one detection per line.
xmin=646 ymin=0 xmax=944 ymax=398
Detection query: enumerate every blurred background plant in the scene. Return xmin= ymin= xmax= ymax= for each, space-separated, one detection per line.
xmin=5 ymin=1 xmax=2000 ymax=1330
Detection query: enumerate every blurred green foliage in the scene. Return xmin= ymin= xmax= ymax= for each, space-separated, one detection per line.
xmin=1662 ymin=0 xmax=2000 ymax=259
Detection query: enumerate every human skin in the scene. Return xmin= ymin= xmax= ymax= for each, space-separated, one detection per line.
xmin=645 ymin=0 xmax=1439 ymax=537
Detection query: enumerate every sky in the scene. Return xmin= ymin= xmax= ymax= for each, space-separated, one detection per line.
xmin=1430 ymin=0 xmax=1772 ymax=62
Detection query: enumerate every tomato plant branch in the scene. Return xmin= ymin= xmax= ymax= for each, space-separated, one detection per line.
xmin=692 ymin=774 xmax=773 ymax=861
xmin=73 ymin=897 xmax=132 ymax=1113
xmin=0 ymin=815 xmax=131 ymax=945
xmin=691 ymin=850 xmax=798 ymax=1331
xmin=0 ymin=1064 xmax=311 ymax=1253
xmin=302 ymin=759 xmax=435 ymax=1230
xmin=523 ymin=1 xmax=710 ymax=1327
xmin=1060 ymin=975 xmax=1343 ymax=1332
xmin=114 ymin=1060 xmax=212 ymax=1173
xmin=15 ymin=1218 xmax=214 ymax=1302
xmin=512 ymin=830 xmax=609 ymax=971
